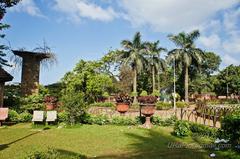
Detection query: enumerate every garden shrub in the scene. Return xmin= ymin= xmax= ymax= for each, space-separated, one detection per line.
xmin=162 ymin=115 xmax=177 ymax=126
xmin=151 ymin=89 xmax=160 ymax=97
xmin=57 ymin=111 xmax=69 ymax=123
xmin=151 ymin=116 xmax=163 ymax=125
xmin=25 ymin=148 xmax=87 ymax=159
xmin=89 ymin=102 xmax=115 ymax=108
xmin=19 ymin=112 xmax=32 ymax=122
xmin=61 ymin=92 xmax=87 ymax=125
xmin=3 ymin=84 xmax=21 ymax=111
xmin=140 ymin=90 xmax=148 ymax=96
xmin=173 ymin=120 xmax=191 ymax=137
xmin=156 ymin=101 xmax=172 ymax=110
xmin=189 ymin=123 xmax=217 ymax=138
xmin=7 ymin=109 xmax=20 ymax=122
xmin=218 ymin=110 xmax=240 ymax=145
xmin=176 ymin=101 xmax=189 ymax=108
xmin=111 ymin=116 xmax=137 ymax=125
xmin=88 ymin=115 xmax=110 ymax=125
xmin=135 ymin=116 xmax=145 ymax=124
xmin=21 ymin=94 xmax=45 ymax=113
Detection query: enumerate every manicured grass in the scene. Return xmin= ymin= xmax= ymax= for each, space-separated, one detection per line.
xmin=0 ymin=123 xmax=236 ymax=159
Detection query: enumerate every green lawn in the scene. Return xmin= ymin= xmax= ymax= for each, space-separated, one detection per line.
xmin=0 ymin=124 xmax=236 ymax=159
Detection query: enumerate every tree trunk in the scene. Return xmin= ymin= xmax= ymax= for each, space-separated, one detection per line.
xmin=152 ymin=66 xmax=155 ymax=92
xmin=157 ymin=71 xmax=160 ymax=91
xmin=133 ymin=68 xmax=138 ymax=103
xmin=184 ymin=65 xmax=189 ymax=102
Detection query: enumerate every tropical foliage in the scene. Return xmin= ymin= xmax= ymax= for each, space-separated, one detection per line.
xmin=167 ymin=30 xmax=205 ymax=102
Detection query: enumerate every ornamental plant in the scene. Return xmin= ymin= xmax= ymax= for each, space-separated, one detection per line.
xmin=115 ymin=93 xmax=132 ymax=104
xmin=138 ymin=96 xmax=157 ymax=104
xmin=44 ymin=96 xmax=57 ymax=103
xmin=173 ymin=120 xmax=191 ymax=137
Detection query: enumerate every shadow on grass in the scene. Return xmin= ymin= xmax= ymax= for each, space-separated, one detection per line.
xmin=94 ymin=128 xmax=210 ymax=159
xmin=0 ymin=128 xmax=49 ymax=151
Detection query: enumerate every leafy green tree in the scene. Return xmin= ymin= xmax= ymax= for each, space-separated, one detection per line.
xmin=0 ymin=0 xmax=21 ymax=67
xmin=188 ymin=52 xmax=221 ymax=94
xmin=144 ymin=40 xmax=166 ymax=93
xmin=117 ymin=65 xmax=134 ymax=94
xmin=62 ymin=60 xmax=114 ymax=103
xmin=214 ymin=65 xmax=240 ymax=96
xmin=201 ymin=52 xmax=221 ymax=76
xmin=0 ymin=0 xmax=21 ymax=19
xmin=167 ymin=30 xmax=205 ymax=102
xmin=113 ymin=32 xmax=147 ymax=103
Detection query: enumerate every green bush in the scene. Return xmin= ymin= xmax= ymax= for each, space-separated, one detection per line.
xmin=21 ymin=94 xmax=45 ymax=113
xmin=88 ymin=115 xmax=110 ymax=125
xmin=162 ymin=115 xmax=177 ymax=126
xmin=130 ymin=91 xmax=138 ymax=97
xmin=57 ymin=111 xmax=69 ymax=123
xmin=140 ymin=90 xmax=148 ymax=96
xmin=176 ymin=101 xmax=188 ymax=108
xmin=61 ymin=92 xmax=87 ymax=125
xmin=19 ymin=112 xmax=32 ymax=122
xmin=89 ymin=102 xmax=114 ymax=108
xmin=151 ymin=116 xmax=163 ymax=125
xmin=156 ymin=101 xmax=172 ymax=110
xmin=25 ymin=148 xmax=87 ymax=159
xmin=8 ymin=110 xmax=20 ymax=122
xmin=218 ymin=110 xmax=240 ymax=145
xmin=102 ymin=92 xmax=109 ymax=98
xmin=111 ymin=116 xmax=137 ymax=125
xmin=173 ymin=120 xmax=191 ymax=137
xmin=189 ymin=123 xmax=217 ymax=138
xmin=151 ymin=89 xmax=160 ymax=97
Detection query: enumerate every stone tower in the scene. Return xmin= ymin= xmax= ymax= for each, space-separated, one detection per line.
xmin=13 ymin=50 xmax=51 ymax=96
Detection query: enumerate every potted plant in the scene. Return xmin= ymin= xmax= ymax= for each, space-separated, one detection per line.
xmin=115 ymin=93 xmax=131 ymax=115
xmin=44 ymin=96 xmax=57 ymax=110
xmin=138 ymin=96 xmax=157 ymax=128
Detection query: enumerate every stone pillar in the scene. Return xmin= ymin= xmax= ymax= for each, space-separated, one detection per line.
xmin=13 ymin=50 xmax=50 ymax=96
xmin=0 ymin=82 xmax=4 ymax=107
xmin=21 ymin=57 xmax=40 ymax=96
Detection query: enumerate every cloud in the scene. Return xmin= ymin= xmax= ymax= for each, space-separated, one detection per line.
xmin=119 ymin=0 xmax=238 ymax=33
xmin=53 ymin=0 xmax=118 ymax=23
xmin=223 ymin=36 xmax=240 ymax=55
xmin=223 ymin=54 xmax=240 ymax=65
xmin=10 ymin=0 xmax=45 ymax=18
xmin=198 ymin=34 xmax=221 ymax=50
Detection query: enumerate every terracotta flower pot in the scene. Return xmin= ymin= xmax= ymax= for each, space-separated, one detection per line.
xmin=141 ymin=104 xmax=156 ymax=117
xmin=46 ymin=103 xmax=55 ymax=110
xmin=116 ymin=103 xmax=129 ymax=115
xmin=140 ymin=104 xmax=156 ymax=128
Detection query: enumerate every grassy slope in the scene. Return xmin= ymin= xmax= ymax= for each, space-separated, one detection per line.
xmin=0 ymin=124 xmax=229 ymax=159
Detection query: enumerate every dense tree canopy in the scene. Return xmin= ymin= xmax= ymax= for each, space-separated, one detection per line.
xmin=0 ymin=0 xmax=21 ymax=67
xmin=214 ymin=65 xmax=240 ymax=96
xmin=61 ymin=60 xmax=114 ymax=103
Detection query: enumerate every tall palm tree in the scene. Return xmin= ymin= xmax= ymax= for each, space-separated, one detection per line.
xmin=167 ymin=30 xmax=204 ymax=102
xmin=145 ymin=41 xmax=166 ymax=92
xmin=115 ymin=32 xmax=147 ymax=103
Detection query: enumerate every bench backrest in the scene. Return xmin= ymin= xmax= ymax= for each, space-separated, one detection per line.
xmin=0 ymin=108 xmax=8 ymax=120
xmin=32 ymin=111 xmax=44 ymax=121
xmin=46 ymin=111 xmax=57 ymax=121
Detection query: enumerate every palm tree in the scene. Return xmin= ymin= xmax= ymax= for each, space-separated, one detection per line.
xmin=115 ymin=32 xmax=147 ymax=103
xmin=167 ymin=30 xmax=204 ymax=102
xmin=145 ymin=41 xmax=166 ymax=93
